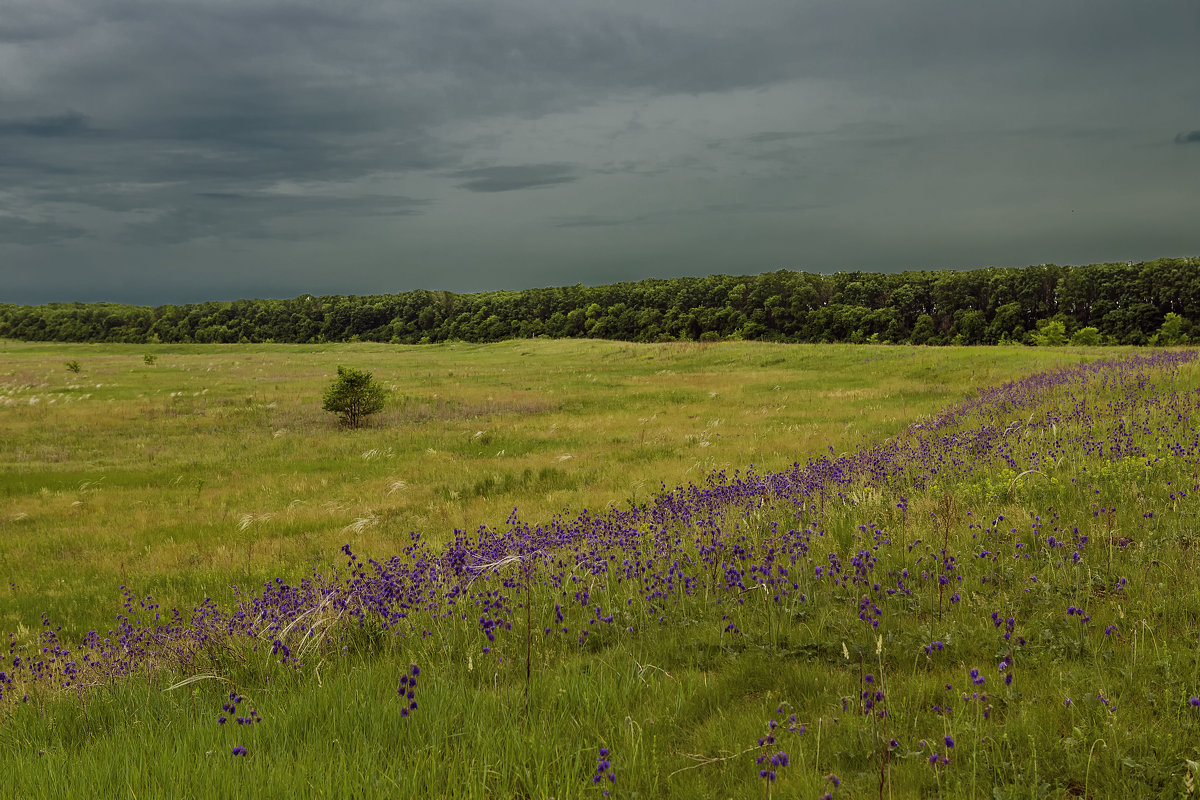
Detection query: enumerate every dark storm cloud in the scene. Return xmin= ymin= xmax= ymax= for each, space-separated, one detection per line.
xmin=0 ymin=216 xmax=87 ymax=245
xmin=399 ymin=3 xmax=802 ymax=100
xmin=552 ymin=201 xmax=826 ymax=229
xmin=0 ymin=0 xmax=1197 ymax=303
xmin=744 ymin=132 xmax=814 ymax=145
xmin=1 ymin=1 xmax=471 ymax=245
xmin=116 ymin=191 xmax=429 ymax=246
xmin=0 ymin=111 xmax=95 ymax=138
xmin=453 ymin=165 xmax=578 ymax=193
xmin=1176 ymin=131 xmax=1200 ymax=144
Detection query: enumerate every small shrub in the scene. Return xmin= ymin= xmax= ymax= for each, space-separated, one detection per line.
xmin=143 ymin=354 xmax=158 ymax=366
xmin=322 ymin=365 xmax=387 ymax=428
xmin=65 ymin=360 xmax=81 ymax=374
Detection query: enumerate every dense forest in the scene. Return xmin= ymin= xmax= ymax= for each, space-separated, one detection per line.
xmin=2 ymin=257 xmax=1196 ymax=346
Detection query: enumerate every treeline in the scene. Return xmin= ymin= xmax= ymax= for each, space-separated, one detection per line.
xmin=2 ymin=257 xmax=1197 ymax=346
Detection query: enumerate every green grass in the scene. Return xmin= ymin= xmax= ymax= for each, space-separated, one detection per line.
xmin=3 ymin=339 xmax=1198 ymax=798
xmin=0 ymin=339 xmax=1085 ymax=635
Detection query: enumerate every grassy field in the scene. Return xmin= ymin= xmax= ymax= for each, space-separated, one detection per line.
xmin=1 ymin=340 xmax=1198 ymax=798
xmin=0 ymin=340 xmax=1078 ymax=634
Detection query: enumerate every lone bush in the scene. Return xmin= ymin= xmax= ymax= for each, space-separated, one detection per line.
xmin=322 ymin=365 xmax=386 ymax=428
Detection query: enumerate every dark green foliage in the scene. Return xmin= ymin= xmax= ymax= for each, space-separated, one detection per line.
xmin=1 ymin=256 xmax=1197 ymax=346
xmin=322 ymin=366 xmax=386 ymax=428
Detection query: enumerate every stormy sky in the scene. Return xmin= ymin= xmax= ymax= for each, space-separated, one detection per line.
xmin=1 ymin=0 xmax=1198 ymax=305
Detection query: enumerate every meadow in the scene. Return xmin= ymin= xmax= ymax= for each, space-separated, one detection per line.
xmin=1 ymin=339 xmax=1198 ymax=798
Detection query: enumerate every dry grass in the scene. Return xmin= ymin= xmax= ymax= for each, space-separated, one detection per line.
xmin=0 ymin=338 xmax=1104 ymax=634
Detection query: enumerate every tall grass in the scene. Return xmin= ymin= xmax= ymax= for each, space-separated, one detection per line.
xmin=1 ymin=340 xmax=1083 ymax=635
xmin=3 ymin=340 xmax=1197 ymax=798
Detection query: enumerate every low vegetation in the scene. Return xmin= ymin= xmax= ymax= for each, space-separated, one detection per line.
xmin=1 ymin=340 xmax=1198 ymax=798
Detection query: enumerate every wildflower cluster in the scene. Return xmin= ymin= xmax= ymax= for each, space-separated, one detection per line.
xmin=218 ymin=691 xmax=259 ymax=726
xmin=819 ymin=773 xmax=841 ymax=799
xmin=925 ymin=738 xmax=951 ymax=768
xmin=592 ymin=747 xmax=615 ymax=795
xmin=2 ymin=349 xmax=1200 ymax=795
xmin=755 ymin=716 xmax=789 ymax=783
xmin=860 ymin=672 xmax=886 ymax=717
xmin=398 ymin=665 xmax=419 ymax=717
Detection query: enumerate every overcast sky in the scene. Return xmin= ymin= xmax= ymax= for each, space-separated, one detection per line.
xmin=2 ymin=0 xmax=1198 ymax=305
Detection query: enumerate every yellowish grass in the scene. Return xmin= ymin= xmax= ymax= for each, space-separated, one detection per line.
xmin=0 ymin=338 xmax=1107 ymax=632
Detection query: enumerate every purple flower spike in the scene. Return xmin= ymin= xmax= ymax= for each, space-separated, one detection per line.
xmin=592 ymin=746 xmax=616 ymax=789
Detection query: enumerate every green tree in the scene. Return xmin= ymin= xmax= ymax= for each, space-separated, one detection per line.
xmin=911 ymin=314 xmax=937 ymax=345
xmin=1031 ymin=320 xmax=1067 ymax=346
xmin=1070 ymin=326 xmax=1102 ymax=346
xmin=1152 ymin=312 xmax=1189 ymax=346
xmin=322 ymin=366 xmax=387 ymax=428
xmin=986 ymin=302 xmax=1024 ymax=344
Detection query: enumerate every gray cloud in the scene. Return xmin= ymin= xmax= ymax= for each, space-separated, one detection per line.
xmin=453 ymin=164 xmax=578 ymax=193
xmin=744 ymin=132 xmax=814 ymax=145
xmin=0 ymin=111 xmax=95 ymax=138
xmin=1176 ymin=131 xmax=1200 ymax=144
xmin=0 ymin=0 xmax=1197 ymax=303
xmin=116 ymin=192 xmax=429 ymax=246
xmin=0 ymin=216 xmax=87 ymax=245
xmin=553 ymin=201 xmax=826 ymax=229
